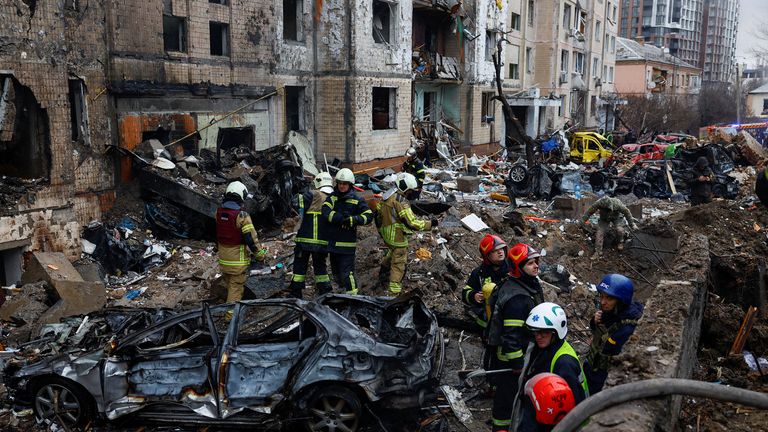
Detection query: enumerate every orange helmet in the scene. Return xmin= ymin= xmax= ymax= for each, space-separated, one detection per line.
xmin=479 ymin=234 xmax=507 ymax=264
xmin=524 ymin=373 xmax=575 ymax=425
xmin=507 ymin=243 xmax=541 ymax=278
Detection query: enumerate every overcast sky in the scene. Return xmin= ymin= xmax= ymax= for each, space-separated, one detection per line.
xmin=735 ymin=0 xmax=765 ymax=67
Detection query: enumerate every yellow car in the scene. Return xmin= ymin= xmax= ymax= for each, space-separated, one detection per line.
xmin=569 ymin=132 xmax=613 ymax=163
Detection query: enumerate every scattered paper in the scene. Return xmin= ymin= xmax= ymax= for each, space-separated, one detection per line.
xmin=460 ymin=213 xmax=489 ymax=232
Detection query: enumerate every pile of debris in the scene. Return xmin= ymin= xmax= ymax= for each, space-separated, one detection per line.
xmin=0 ymin=176 xmax=46 ymax=216
xmin=0 ymin=253 xmax=106 ymax=346
xmin=124 ymin=138 xmax=312 ymax=240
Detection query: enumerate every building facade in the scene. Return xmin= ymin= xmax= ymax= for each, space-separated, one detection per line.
xmin=747 ymin=83 xmax=768 ymax=118
xmin=618 ymin=0 xmax=703 ymax=68
xmin=1 ymin=0 xmax=115 ymax=274
xmin=618 ymin=0 xmax=738 ymax=85
xmin=506 ymin=0 xmax=620 ymax=135
xmin=615 ymin=37 xmax=701 ymax=96
xmin=699 ymin=0 xmax=739 ymax=84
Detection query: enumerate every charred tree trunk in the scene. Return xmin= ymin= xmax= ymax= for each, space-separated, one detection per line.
xmin=492 ymin=39 xmax=536 ymax=166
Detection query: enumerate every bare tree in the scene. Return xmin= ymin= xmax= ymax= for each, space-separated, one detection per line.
xmin=751 ymin=20 xmax=768 ymax=66
xmin=491 ymin=38 xmax=537 ymax=166
xmin=618 ymin=94 xmax=700 ymax=134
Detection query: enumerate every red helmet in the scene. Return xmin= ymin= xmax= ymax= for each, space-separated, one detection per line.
xmin=524 ymin=373 xmax=575 ymax=425
xmin=507 ymin=243 xmax=541 ymax=278
xmin=479 ymin=234 xmax=507 ymax=264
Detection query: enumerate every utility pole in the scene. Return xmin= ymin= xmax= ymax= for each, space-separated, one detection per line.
xmin=736 ymin=62 xmax=741 ymax=124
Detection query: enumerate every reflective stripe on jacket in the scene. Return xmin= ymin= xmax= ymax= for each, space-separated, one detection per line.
xmin=551 ymin=340 xmax=590 ymax=397
xmin=377 ymin=193 xmax=432 ymax=248
xmin=294 ymin=190 xmax=329 ymax=252
xmin=217 ymin=204 xmax=259 ymax=271
xmin=321 ymin=189 xmax=373 ymax=254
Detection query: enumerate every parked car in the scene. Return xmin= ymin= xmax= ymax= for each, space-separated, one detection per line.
xmin=4 ymin=295 xmax=444 ymax=431
xmin=569 ymin=132 xmax=613 ymax=163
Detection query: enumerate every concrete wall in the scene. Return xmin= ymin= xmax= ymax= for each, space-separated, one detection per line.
xmin=615 ymin=63 xmax=650 ymax=94
xmin=584 ymin=234 xmax=710 ymax=432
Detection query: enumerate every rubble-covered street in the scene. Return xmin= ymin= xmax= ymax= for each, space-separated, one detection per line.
xmin=2 ymin=0 xmax=768 ymax=430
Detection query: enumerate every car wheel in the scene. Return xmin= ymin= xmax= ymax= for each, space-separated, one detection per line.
xmin=303 ymin=385 xmax=361 ymax=432
xmin=508 ymin=164 xmax=528 ymax=185
xmin=32 ymin=377 xmax=94 ymax=429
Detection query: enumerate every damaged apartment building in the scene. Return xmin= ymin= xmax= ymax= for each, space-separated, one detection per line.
xmin=0 ymin=0 xmax=114 ymax=286
xmin=1 ymin=0 xmax=505 ymax=282
xmin=503 ymin=0 xmax=622 ymax=136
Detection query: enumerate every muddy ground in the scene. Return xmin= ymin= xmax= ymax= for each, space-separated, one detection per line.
xmin=2 ymin=166 xmax=768 ymax=431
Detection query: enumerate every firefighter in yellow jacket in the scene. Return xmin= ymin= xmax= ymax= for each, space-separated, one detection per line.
xmin=377 ymin=172 xmax=438 ymax=295
xmin=216 ymin=181 xmax=265 ymax=303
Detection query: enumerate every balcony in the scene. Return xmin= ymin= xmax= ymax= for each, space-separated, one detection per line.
xmin=412 ymin=5 xmax=464 ymax=82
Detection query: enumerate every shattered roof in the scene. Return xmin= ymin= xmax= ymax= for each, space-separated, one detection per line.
xmin=616 ymin=37 xmax=698 ymax=70
xmin=749 ymin=82 xmax=768 ymax=94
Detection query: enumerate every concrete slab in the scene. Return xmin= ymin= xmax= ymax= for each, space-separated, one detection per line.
xmin=457 ymin=176 xmax=480 ymax=193
xmin=21 ymin=252 xmax=83 ymax=286
xmin=37 ymin=280 xmax=106 ymax=325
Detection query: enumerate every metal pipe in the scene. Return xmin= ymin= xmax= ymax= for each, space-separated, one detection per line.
xmin=553 ymin=378 xmax=768 ymax=432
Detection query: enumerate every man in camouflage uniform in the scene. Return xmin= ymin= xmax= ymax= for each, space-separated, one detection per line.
xmin=581 ymin=196 xmax=637 ymax=259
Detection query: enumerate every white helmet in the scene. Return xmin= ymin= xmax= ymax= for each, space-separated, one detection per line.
xmin=313 ymin=172 xmax=334 ymax=193
xmin=225 ymin=181 xmax=248 ymax=201
xmin=526 ymin=302 xmax=568 ymax=340
xmin=405 ymin=147 xmax=417 ymax=159
xmin=335 ymin=168 xmax=355 ymax=184
xmin=396 ymin=172 xmax=418 ymax=193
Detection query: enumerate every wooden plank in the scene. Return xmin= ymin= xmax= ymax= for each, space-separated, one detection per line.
xmin=730 ymin=306 xmax=758 ymax=355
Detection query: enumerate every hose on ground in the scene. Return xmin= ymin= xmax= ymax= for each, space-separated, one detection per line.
xmin=553 ymin=378 xmax=768 ymax=432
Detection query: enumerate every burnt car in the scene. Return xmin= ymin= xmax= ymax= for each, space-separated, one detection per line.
xmin=4 ymin=294 xmax=443 ymax=431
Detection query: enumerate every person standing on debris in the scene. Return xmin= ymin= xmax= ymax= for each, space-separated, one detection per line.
xmin=756 ymin=165 xmax=768 ymax=207
xmin=580 ymin=196 xmax=637 ymax=259
xmin=289 ymin=172 xmax=334 ymax=299
xmin=403 ymin=147 xmax=426 ymax=199
xmin=485 ymin=243 xmax=544 ymax=432
xmin=322 ymin=168 xmax=374 ymax=295
xmin=216 ymin=181 xmax=265 ymax=303
xmin=688 ymin=156 xmax=713 ymax=206
xmin=462 ymin=234 xmax=509 ymax=329
xmin=516 ymin=302 xmax=589 ymax=431
xmin=376 ymin=172 xmax=437 ymax=295
xmin=583 ymin=274 xmax=643 ymax=394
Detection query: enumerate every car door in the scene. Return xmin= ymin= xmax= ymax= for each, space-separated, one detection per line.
xmin=584 ymin=137 xmax=600 ymax=162
xmin=570 ymin=136 xmax=584 ymax=159
xmin=218 ymin=302 xmax=319 ymax=418
xmin=101 ymin=306 xmax=228 ymax=420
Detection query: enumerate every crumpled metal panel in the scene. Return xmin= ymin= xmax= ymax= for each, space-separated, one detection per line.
xmin=220 ymin=340 xmax=312 ymax=417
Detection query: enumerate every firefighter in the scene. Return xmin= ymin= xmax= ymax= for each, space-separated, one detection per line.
xmin=321 ymin=168 xmax=373 ymax=294
xmin=580 ymin=196 xmax=637 ymax=259
xmin=289 ymin=172 xmax=334 ymax=299
xmin=584 ymin=274 xmax=644 ymax=394
xmin=462 ymin=234 xmax=509 ymax=329
xmin=402 ymin=147 xmax=426 ymax=199
xmin=485 ymin=243 xmax=544 ymax=432
xmin=216 ymin=181 xmax=265 ymax=303
xmin=377 ymin=172 xmax=437 ymax=295
xmin=517 ymin=302 xmax=589 ymax=432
